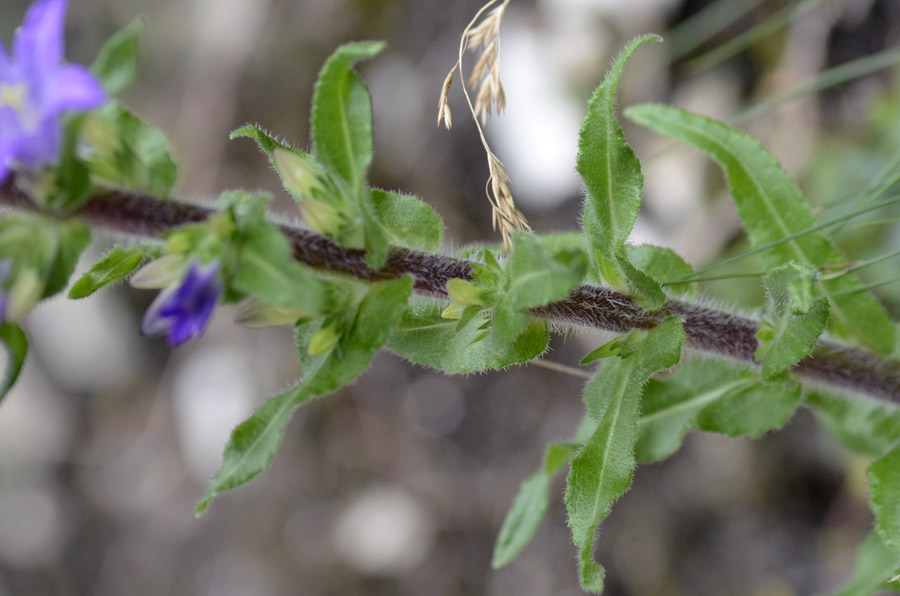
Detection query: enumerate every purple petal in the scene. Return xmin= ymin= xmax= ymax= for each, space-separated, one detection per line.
xmin=141 ymin=285 xmax=176 ymax=336
xmin=13 ymin=115 xmax=59 ymax=165
xmin=0 ymin=41 xmax=10 ymax=73
xmin=0 ymin=138 xmax=16 ymax=183
xmin=13 ymin=0 xmax=67 ymax=74
xmin=45 ymin=65 xmax=104 ymax=113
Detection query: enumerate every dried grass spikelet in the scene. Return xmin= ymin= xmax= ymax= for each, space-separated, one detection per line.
xmin=437 ymin=0 xmax=528 ymax=251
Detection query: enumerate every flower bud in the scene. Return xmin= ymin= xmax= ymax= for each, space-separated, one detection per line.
xmin=5 ymin=268 xmax=43 ymax=321
xmin=446 ymin=278 xmax=487 ymax=308
xmin=234 ymin=299 xmax=311 ymax=328
xmin=308 ymin=321 xmax=341 ymax=356
xmin=130 ymin=254 xmax=187 ymax=289
xmin=273 ymin=148 xmax=324 ymax=198
xmin=299 ymin=197 xmax=342 ymax=237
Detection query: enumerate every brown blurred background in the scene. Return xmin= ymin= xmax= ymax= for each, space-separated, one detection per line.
xmin=1 ymin=0 xmax=900 ymax=594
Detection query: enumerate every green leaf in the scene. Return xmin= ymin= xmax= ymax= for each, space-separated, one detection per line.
xmin=577 ymin=35 xmax=665 ymax=309
xmin=636 ymin=359 xmax=801 ymax=462
xmin=230 ymin=124 xmax=304 ymax=156
xmin=493 ymin=232 xmax=587 ymax=346
xmin=232 ymin=218 xmax=331 ymax=315
xmin=625 ymin=103 xmax=896 ymax=355
xmin=68 ymin=247 xmax=144 ymax=299
xmin=85 ymin=101 xmax=179 ymax=197
xmin=580 ymin=330 xmax=644 ymax=365
xmin=387 ymin=298 xmax=548 ymax=374
xmin=830 ymin=531 xmax=900 ymax=596
xmin=627 ymin=244 xmax=696 ymax=299
xmin=492 ymin=442 xmax=578 ymax=569
xmin=371 ymin=189 xmax=443 ymax=252
xmin=310 ymin=41 xmax=385 ymax=189
xmin=90 ymin=18 xmax=144 ymax=96
xmin=0 ymin=323 xmax=27 ymax=403
xmin=758 ymin=263 xmax=829 ymax=379
xmin=197 ymin=276 xmax=412 ymax=513
xmin=868 ymin=442 xmax=900 ymax=558
xmin=43 ymin=220 xmax=91 ymax=299
xmin=565 ymin=317 xmax=684 ymax=593
xmin=805 ymin=390 xmax=900 ymax=457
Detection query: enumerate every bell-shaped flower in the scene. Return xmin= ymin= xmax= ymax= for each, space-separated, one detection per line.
xmin=0 ymin=0 xmax=105 ymax=181
xmin=142 ymin=261 xmax=221 ymax=347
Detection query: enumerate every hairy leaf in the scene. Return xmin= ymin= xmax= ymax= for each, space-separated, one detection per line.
xmin=0 ymin=323 xmax=27 ymax=403
xmin=371 ymin=189 xmax=443 ymax=252
xmin=43 ymin=221 xmax=91 ymax=299
xmin=493 ymin=232 xmax=587 ymax=345
xmin=830 ymin=531 xmax=900 ymax=596
xmin=577 ymin=35 xmax=665 ymax=309
xmin=636 ymin=359 xmax=801 ymax=462
xmin=232 ymin=218 xmax=330 ymax=314
xmin=805 ymin=390 xmax=900 ymax=457
xmin=625 ymin=103 xmax=895 ymax=355
xmin=868 ymin=442 xmax=900 ymax=558
xmin=90 ymin=17 xmax=144 ymax=96
xmin=627 ymin=244 xmax=696 ymax=299
xmin=197 ymin=276 xmax=412 ymax=513
xmin=492 ymin=442 xmax=578 ymax=569
xmin=387 ymin=298 xmax=548 ymax=373
xmin=69 ymin=247 xmax=144 ymax=299
xmin=758 ymin=263 xmax=829 ymax=379
xmin=86 ymin=101 xmax=179 ymax=197
xmin=310 ymin=41 xmax=385 ymax=190
xmin=565 ymin=317 xmax=684 ymax=593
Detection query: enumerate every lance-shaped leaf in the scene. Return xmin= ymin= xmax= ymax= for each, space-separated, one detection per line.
xmin=868 ymin=442 xmax=900 ymax=559
xmin=625 ymin=103 xmax=895 ymax=355
xmin=492 ymin=232 xmax=587 ymax=346
xmin=565 ymin=317 xmax=684 ymax=593
xmin=492 ymin=442 xmax=578 ymax=569
xmin=0 ymin=323 xmax=27 ymax=403
xmin=636 ymin=359 xmax=801 ymax=462
xmin=310 ymin=41 xmax=385 ymax=190
xmin=371 ymin=189 xmax=443 ymax=252
xmin=232 ymin=218 xmax=331 ymax=315
xmin=197 ymin=276 xmax=412 ymax=513
xmin=90 ymin=17 xmax=144 ymax=96
xmin=387 ymin=298 xmax=548 ymax=374
xmin=830 ymin=531 xmax=900 ymax=596
xmin=805 ymin=390 xmax=900 ymax=458
xmin=577 ymin=35 xmax=665 ymax=309
xmin=69 ymin=247 xmax=144 ymax=299
xmin=757 ymin=263 xmax=829 ymax=379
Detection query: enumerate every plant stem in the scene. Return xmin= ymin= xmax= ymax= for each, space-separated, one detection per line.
xmin=2 ymin=176 xmax=898 ymax=402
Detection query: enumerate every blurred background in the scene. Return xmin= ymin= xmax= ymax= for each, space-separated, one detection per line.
xmin=1 ymin=0 xmax=900 ymax=594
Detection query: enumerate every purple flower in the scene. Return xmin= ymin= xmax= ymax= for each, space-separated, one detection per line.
xmin=0 ymin=0 xmax=105 ymax=181
xmin=142 ymin=261 xmax=221 ymax=347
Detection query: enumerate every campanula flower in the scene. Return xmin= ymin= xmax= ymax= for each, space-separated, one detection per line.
xmin=141 ymin=261 xmax=221 ymax=347
xmin=0 ymin=0 xmax=105 ymax=181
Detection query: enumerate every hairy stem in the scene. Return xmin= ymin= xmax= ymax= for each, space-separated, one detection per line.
xmin=2 ymin=176 xmax=898 ymax=402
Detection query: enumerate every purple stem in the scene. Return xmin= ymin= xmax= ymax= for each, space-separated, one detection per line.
xmin=2 ymin=176 xmax=898 ymax=402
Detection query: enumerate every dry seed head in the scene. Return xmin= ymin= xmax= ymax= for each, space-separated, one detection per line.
xmin=437 ymin=0 xmax=528 ymax=251
xmin=437 ymin=70 xmax=454 ymax=129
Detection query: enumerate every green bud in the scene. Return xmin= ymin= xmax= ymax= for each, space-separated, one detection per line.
xmin=5 ymin=268 xmax=44 ymax=321
xmin=299 ymin=197 xmax=342 ymax=237
xmin=234 ymin=299 xmax=312 ymax=328
xmin=130 ymin=254 xmax=187 ymax=289
xmin=82 ymin=113 xmax=120 ymax=155
xmin=308 ymin=321 xmax=341 ymax=356
xmin=446 ymin=278 xmax=487 ymax=308
xmin=440 ymin=302 xmax=464 ymax=320
xmin=273 ymin=148 xmax=324 ymax=198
